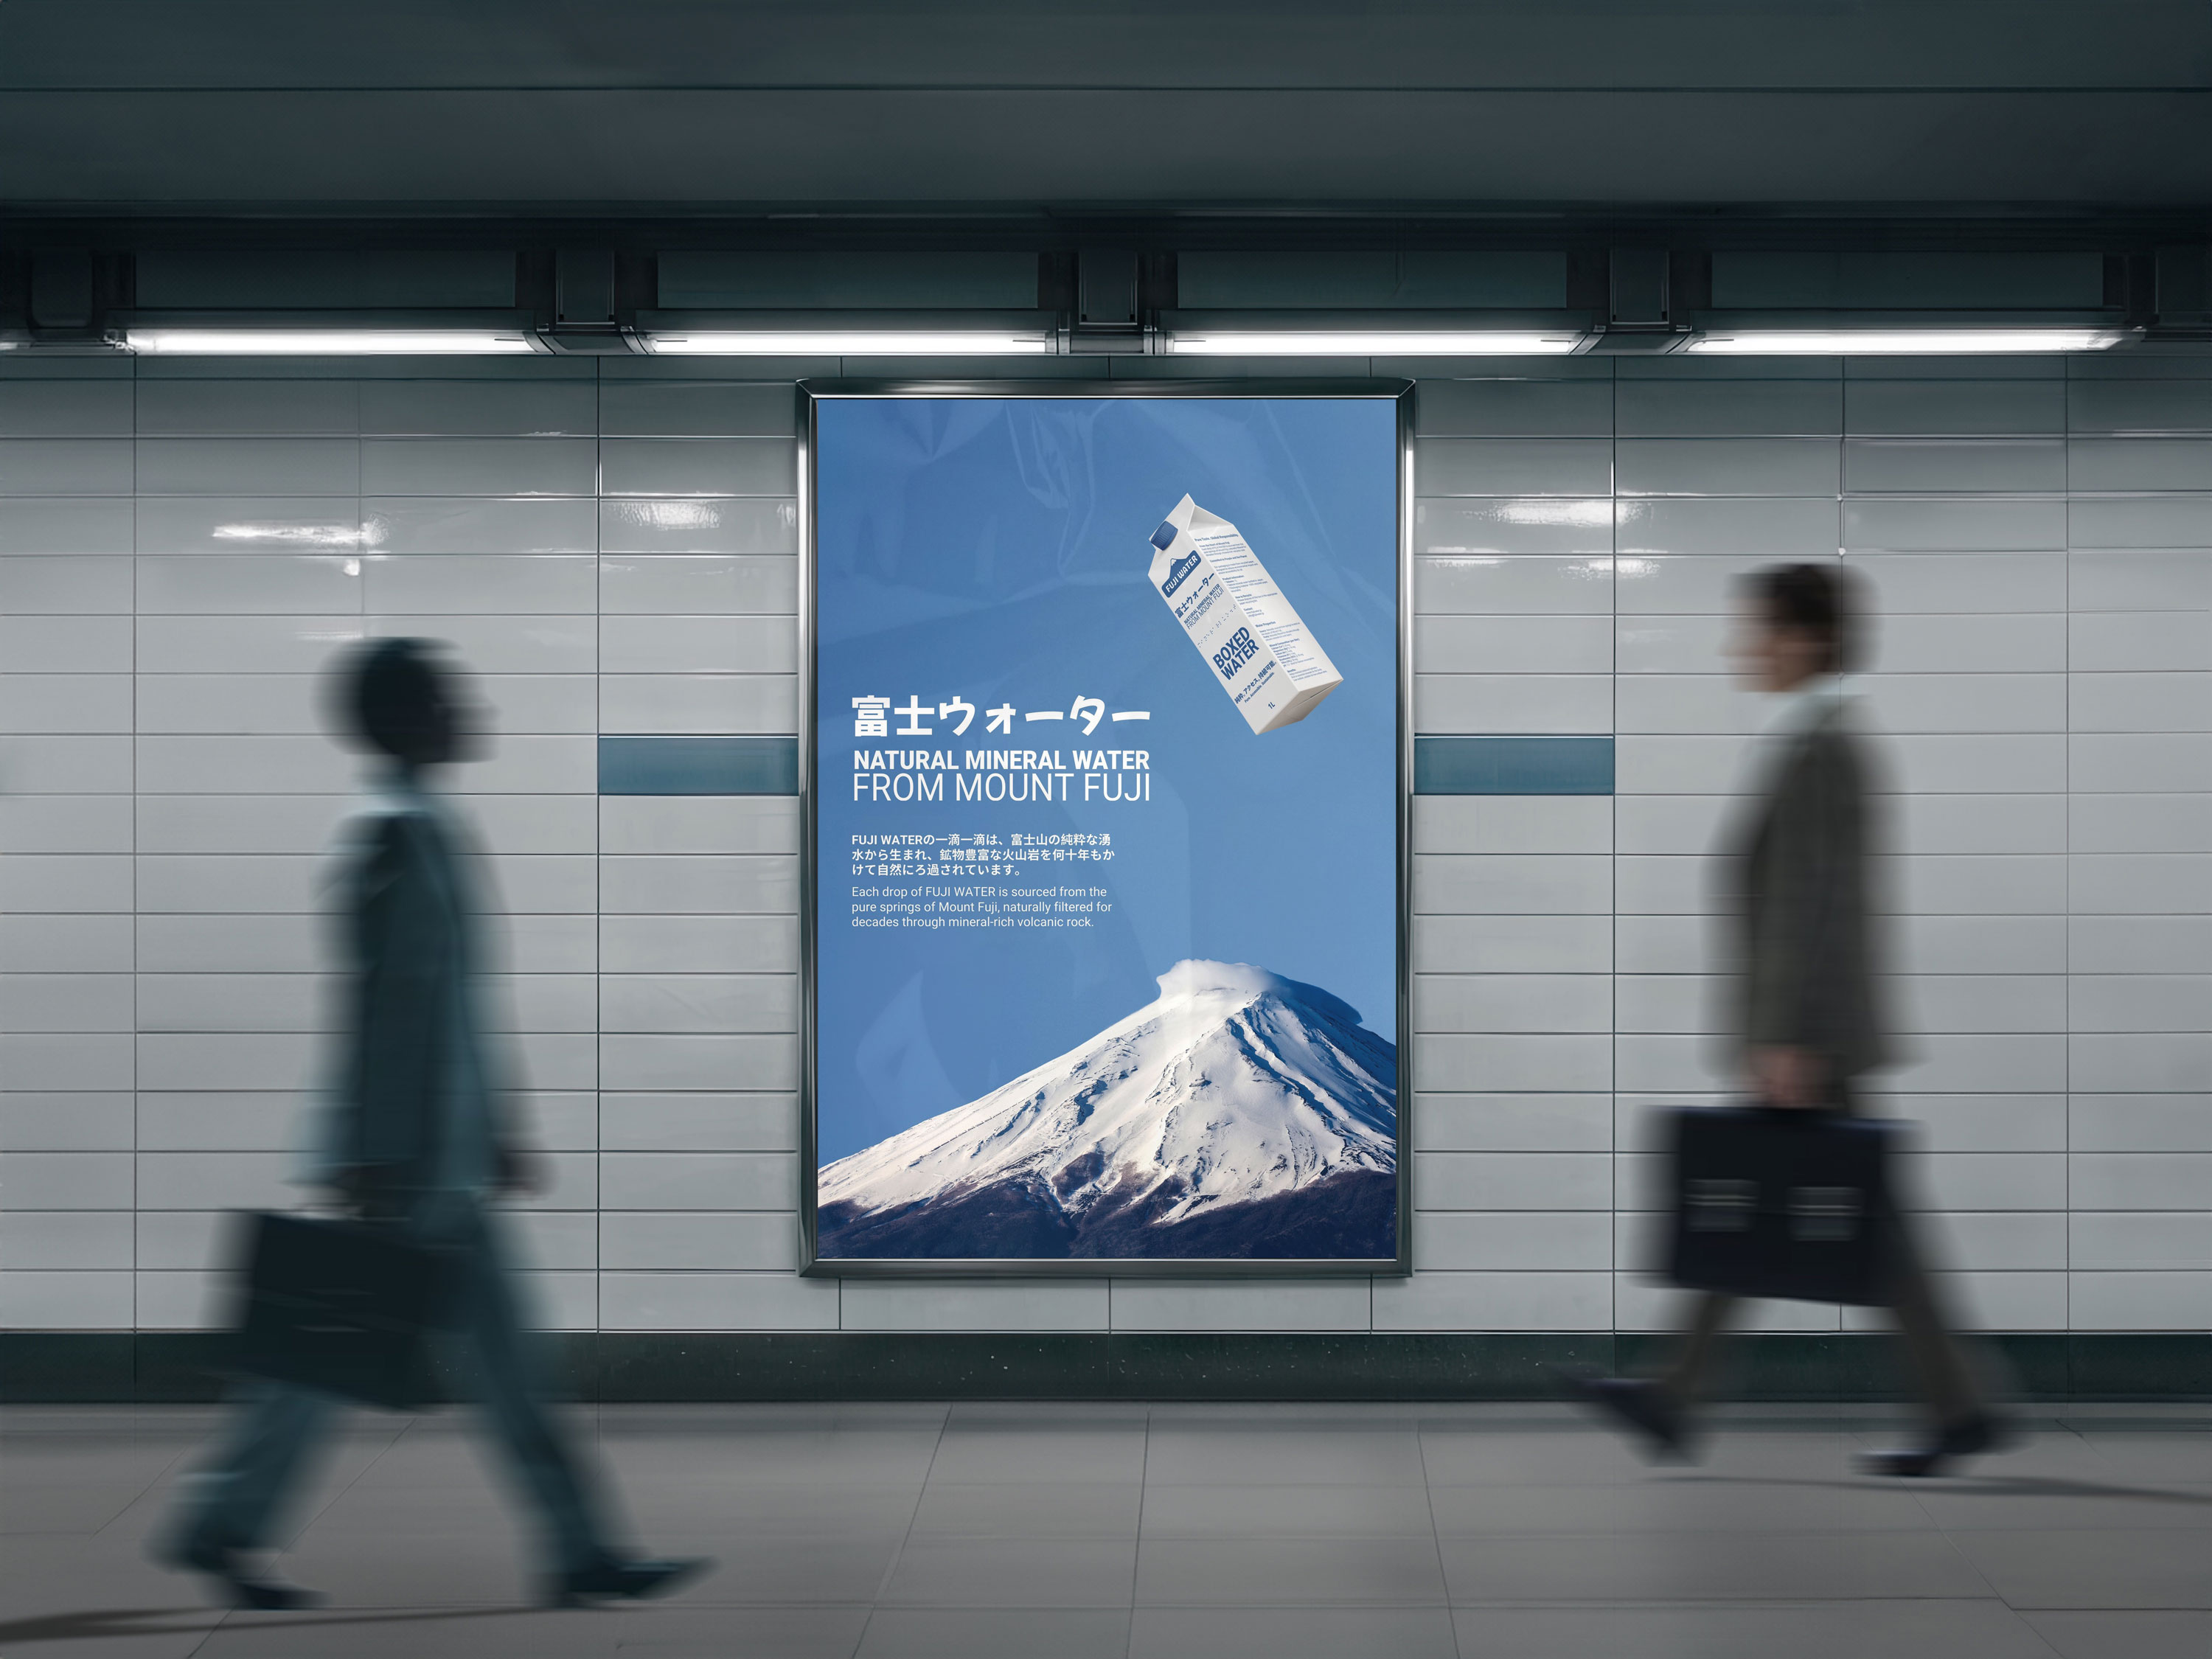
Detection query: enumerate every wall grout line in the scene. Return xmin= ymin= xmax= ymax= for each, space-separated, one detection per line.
xmin=594 ymin=360 xmax=605 ymax=1333
xmin=2061 ymin=365 xmax=2073 ymax=1338
xmin=129 ymin=354 xmax=141 ymax=1328
xmin=1609 ymin=360 xmax=1621 ymax=1339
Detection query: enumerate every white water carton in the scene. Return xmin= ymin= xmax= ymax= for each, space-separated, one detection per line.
xmin=1147 ymin=495 xmax=1343 ymax=734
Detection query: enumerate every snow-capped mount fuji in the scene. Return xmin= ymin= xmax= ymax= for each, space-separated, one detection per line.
xmin=818 ymin=960 xmax=1397 ymax=1259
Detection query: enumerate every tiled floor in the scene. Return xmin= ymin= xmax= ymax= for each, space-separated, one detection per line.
xmin=2 ymin=1402 xmax=2208 ymax=1658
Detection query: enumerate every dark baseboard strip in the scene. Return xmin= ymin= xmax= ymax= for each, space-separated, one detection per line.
xmin=4 ymin=1332 xmax=2207 ymax=1405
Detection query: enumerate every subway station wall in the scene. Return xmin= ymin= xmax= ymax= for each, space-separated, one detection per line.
xmin=1 ymin=351 xmax=2207 ymax=1340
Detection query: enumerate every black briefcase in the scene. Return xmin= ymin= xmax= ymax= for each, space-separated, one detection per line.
xmin=1666 ymin=1106 xmax=1901 ymax=1307
xmin=226 ymin=1211 xmax=456 ymax=1411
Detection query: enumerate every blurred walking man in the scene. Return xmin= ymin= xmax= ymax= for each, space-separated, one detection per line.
xmin=160 ymin=639 xmax=706 ymax=1609
xmin=1573 ymin=563 xmax=2013 ymax=1478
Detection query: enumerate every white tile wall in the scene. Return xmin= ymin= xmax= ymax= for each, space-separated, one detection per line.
xmin=2 ymin=355 xmax=2207 ymax=1338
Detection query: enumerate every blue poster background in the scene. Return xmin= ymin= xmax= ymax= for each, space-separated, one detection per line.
xmin=813 ymin=395 xmax=1399 ymax=1178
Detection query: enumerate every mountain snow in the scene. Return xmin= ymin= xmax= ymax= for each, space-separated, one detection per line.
xmin=819 ymin=959 xmax=1396 ymax=1234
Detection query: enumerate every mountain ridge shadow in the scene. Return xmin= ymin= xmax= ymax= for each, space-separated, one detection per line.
xmin=819 ymin=1166 xmax=1395 ymax=1260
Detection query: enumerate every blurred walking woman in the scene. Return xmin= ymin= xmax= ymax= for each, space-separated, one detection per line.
xmin=1574 ymin=563 xmax=2013 ymax=1478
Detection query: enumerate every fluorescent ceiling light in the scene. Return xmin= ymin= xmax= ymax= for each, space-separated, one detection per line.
xmin=1171 ymin=330 xmax=1582 ymax=355
xmin=1688 ymin=327 xmax=2128 ymax=355
xmin=649 ymin=331 xmax=1054 ymax=355
xmin=125 ymin=329 xmax=537 ymax=355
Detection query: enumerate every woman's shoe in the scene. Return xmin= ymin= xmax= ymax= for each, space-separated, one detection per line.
xmin=160 ymin=1535 xmax=324 ymax=1610
xmin=550 ymin=1552 xmax=712 ymax=1607
xmin=1562 ymin=1373 xmax=1697 ymax=1462
xmin=1855 ymin=1411 xmax=2018 ymax=1478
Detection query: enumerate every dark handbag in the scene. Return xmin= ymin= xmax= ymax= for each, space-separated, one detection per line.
xmin=1666 ymin=1105 xmax=1901 ymax=1307
xmin=226 ymin=1210 xmax=457 ymax=1410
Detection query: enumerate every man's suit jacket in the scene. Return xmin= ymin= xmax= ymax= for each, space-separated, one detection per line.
xmin=329 ymin=796 xmax=506 ymax=1190
xmin=1718 ymin=698 xmax=1893 ymax=1087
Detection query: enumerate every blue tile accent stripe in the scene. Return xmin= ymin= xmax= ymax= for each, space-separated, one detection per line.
xmin=598 ymin=736 xmax=799 ymax=796
xmin=594 ymin=736 xmax=1610 ymax=796
xmin=1414 ymin=735 xmax=1614 ymax=796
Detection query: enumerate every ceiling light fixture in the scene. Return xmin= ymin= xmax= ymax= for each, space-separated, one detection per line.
xmin=125 ymin=328 xmax=539 ymax=355
xmin=1687 ymin=327 xmax=2131 ymax=355
xmin=647 ymin=331 xmax=1056 ymax=355
xmin=1169 ymin=331 xmax=1584 ymax=356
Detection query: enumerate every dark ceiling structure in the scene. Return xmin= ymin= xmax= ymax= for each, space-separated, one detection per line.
xmin=3 ymin=2 xmax=2210 ymax=349
xmin=4 ymin=1 xmax=2211 ymax=237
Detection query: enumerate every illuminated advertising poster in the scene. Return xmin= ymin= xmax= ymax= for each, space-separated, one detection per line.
xmin=804 ymin=386 xmax=1408 ymax=1273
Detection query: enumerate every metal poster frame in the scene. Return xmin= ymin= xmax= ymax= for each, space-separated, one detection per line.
xmin=796 ymin=378 xmax=1415 ymax=1278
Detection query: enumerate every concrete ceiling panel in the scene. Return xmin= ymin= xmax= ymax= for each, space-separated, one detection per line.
xmin=1 ymin=2 xmax=2207 ymax=216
